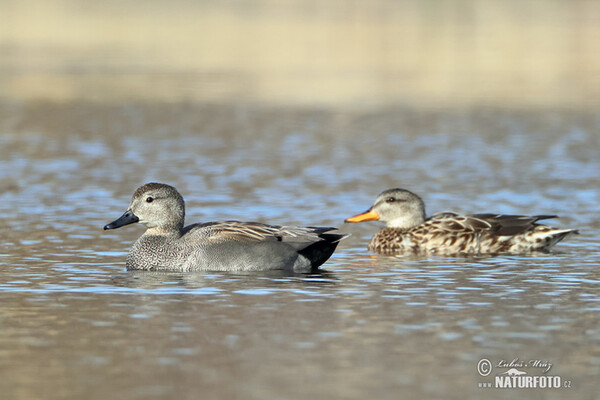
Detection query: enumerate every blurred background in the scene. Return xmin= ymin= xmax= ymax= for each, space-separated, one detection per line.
xmin=1 ymin=0 xmax=599 ymax=108
xmin=2 ymin=2 xmax=600 ymax=400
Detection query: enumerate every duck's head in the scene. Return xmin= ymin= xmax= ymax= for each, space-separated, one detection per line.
xmin=104 ymin=183 xmax=185 ymax=233
xmin=345 ymin=188 xmax=426 ymax=229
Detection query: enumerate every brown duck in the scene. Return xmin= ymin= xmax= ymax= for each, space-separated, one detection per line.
xmin=345 ymin=188 xmax=578 ymax=255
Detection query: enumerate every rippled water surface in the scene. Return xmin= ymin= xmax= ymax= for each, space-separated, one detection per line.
xmin=1 ymin=103 xmax=599 ymax=399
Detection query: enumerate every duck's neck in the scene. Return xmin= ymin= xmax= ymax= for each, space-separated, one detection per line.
xmin=385 ymin=213 xmax=425 ymax=230
xmin=144 ymin=226 xmax=183 ymax=237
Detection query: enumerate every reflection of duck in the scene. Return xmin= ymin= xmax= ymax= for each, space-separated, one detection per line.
xmin=104 ymin=183 xmax=348 ymax=272
xmin=502 ymin=368 xmax=527 ymax=376
xmin=345 ymin=188 xmax=578 ymax=255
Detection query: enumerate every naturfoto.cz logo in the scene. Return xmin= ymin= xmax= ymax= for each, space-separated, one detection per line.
xmin=477 ymin=358 xmax=572 ymax=389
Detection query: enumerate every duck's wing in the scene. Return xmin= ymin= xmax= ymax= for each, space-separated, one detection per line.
xmin=426 ymin=212 xmax=493 ymax=233
xmin=185 ymin=221 xmax=345 ymax=248
xmin=427 ymin=213 xmax=558 ymax=236
xmin=469 ymin=214 xmax=558 ymax=235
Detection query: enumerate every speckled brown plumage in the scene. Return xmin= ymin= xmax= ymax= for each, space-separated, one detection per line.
xmin=346 ymin=188 xmax=578 ymax=256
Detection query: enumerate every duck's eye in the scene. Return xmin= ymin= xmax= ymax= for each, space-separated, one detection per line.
xmin=146 ymin=196 xmax=154 ymax=203
xmin=386 ymin=197 xmax=396 ymax=203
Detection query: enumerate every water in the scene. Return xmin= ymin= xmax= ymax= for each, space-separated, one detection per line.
xmin=1 ymin=102 xmax=599 ymax=399
xmin=3 ymin=1 xmax=599 ymax=397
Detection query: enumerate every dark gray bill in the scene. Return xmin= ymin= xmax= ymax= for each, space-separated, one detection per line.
xmin=104 ymin=210 xmax=139 ymax=230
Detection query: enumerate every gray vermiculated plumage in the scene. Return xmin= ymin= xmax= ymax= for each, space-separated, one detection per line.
xmin=104 ymin=183 xmax=348 ymax=272
xmin=345 ymin=188 xmax=578 ymax=256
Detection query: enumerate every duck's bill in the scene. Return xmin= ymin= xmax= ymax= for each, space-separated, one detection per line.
xmin=345 ymin=209 xmax=380 ymax=223
xmin=104 ymin=210 xmax=139 ymax=230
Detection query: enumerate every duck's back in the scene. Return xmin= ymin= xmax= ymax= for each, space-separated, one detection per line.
xmin=368 ymin=213 xmax=577 ymax=255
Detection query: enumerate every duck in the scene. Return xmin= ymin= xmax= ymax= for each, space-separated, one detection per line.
xmin=345 ymin=188 xmax=577 ymax=255
xmin=104 ymin=183 xmax=348 ymax=272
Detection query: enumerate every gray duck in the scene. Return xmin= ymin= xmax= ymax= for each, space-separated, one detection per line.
xmin=105 ymin=183 xmax=347 ymax=272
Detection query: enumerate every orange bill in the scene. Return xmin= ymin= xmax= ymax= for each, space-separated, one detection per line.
xmin=345 ymin=209 xmax=380 ymax=223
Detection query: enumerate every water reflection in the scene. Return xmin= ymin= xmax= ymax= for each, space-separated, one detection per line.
xmin=1 ymin=104 xmax=599 ymax=399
